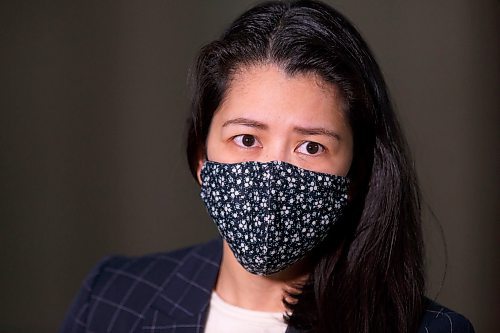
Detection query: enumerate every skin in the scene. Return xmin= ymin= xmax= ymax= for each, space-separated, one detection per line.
xmin=196 ymin=64 xmax=353 ymax=312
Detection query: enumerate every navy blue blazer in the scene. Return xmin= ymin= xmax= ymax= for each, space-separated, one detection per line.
xmin=60 ymin=238 xmax=475 ymax=333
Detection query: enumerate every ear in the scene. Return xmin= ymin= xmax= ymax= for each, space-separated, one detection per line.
xmin=196 ymin=157 xmax=205 ymax=185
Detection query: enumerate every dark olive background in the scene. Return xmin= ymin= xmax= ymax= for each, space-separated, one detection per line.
xmin=1 ymin=1 xmax=498 ymax=332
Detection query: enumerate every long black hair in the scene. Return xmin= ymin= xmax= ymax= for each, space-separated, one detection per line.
xmin=186 ymin=1 xmax=424 ymax=332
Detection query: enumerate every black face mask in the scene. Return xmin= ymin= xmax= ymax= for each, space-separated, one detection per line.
xmin=200 ymin=160 xmax=350 ymax=275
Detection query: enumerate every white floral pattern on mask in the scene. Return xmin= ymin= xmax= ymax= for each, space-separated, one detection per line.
xmin=200 ymin=160 xmax=349 ymax=275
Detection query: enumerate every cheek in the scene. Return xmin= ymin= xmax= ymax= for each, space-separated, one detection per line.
xmin=205 ymin=127 xmax=231 ymax=163
xmin=204 ymin=122 xmax=219 ymax=161
xmin=334 ymin=138 xmax=354 ymax=177
xmin=204 ymin=110 xmax=232 ymax=162
xmin=337 ymin=156 xmax=352 ymax=176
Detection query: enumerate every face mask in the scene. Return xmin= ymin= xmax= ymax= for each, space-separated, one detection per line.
xmin=200 ymin=160 xmax=349 ymax=275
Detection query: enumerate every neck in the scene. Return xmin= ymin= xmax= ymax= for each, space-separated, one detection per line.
xmin=214 ymin=241 xmax=309 ymax=312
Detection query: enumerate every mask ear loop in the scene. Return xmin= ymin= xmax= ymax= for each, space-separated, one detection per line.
xmin=196 ymin=146 xmax=210 ymax=185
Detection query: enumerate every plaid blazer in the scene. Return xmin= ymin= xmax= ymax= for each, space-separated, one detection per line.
xmin=60 ymin=238 xmax=474 ymax=333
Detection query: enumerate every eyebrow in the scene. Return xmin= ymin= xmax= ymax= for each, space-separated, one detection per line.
xmin=222 ymin=117 xmax=340 ymax=140
xmin=293 ymin=126 xmax=341 ymax=140
xmin=222 ymin=118 xmax=268 ymax=130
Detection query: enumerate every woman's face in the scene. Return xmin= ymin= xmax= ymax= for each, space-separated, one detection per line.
xmin=202 ymin=64 xmax=353 ymax=176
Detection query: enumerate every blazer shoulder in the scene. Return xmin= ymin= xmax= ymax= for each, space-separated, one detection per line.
xmin=419 ymin=299 xmax=475 ymax=333
xmin=91 ymin=238 xmax=221 ymax=294
xmin=60 ymin=239 xmax=221 ymax=333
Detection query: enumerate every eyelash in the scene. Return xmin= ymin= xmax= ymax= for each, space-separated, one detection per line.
xmin=232 ymin=135 xmax=326 ymax=156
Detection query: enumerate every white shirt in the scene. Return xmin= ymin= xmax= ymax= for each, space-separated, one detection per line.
xmin=204 ymin=291 xmax=288 ymax=333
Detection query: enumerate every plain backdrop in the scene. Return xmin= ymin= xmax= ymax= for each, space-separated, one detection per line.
xmin=1 ymin=1 xmax=498 ymax=332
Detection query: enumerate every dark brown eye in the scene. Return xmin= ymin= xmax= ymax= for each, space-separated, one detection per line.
xmin=242 ymin=134 xmax=255 ymax=147
xmin=296 ymin=141 xmax=325 ymax=155
xmin=306 ymin=142 xmax=320 ymax=154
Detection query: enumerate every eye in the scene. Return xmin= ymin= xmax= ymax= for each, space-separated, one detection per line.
xmin=296 ymin=141 xmax=325 ymax=155
xmin=233 ymin=134 xmax=261 ymax=148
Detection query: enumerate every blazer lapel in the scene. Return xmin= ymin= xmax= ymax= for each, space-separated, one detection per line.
xmin=146 ymin=238 xmax=222 ymax=332
xmin=143 ymin=238 xmax=304 ymax=333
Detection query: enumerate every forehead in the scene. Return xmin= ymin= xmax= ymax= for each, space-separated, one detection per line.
xmin=216 ymin=64 xmax=347 ymax=124
xmin=227 ymin=64 xmax=340 ymax=102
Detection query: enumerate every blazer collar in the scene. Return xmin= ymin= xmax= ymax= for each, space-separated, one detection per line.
xmin=148 ymin=238 xmax=300 ymax=333
xmin=151 ymin=238 xmax=222 ymax=320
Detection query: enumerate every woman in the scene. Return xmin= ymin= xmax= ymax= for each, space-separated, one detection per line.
xmin=61 ymin=1 xmax=475 ymax=332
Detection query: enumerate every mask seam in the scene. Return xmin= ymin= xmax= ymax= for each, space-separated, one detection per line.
xmin=264 ymin=162 xmax=273 ymax=274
